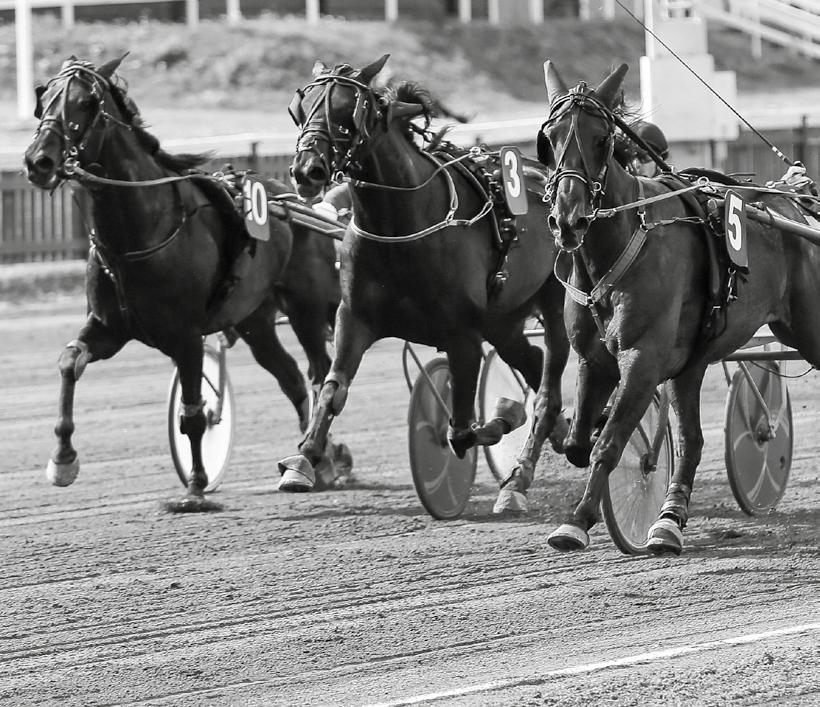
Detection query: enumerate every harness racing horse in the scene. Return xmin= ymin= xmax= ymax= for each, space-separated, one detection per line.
xmin=539 ymin=60 xmax=820 ymax=554
xmin=278 ymin=55 xmax=570 ymax=514
xmin=24 ymin=56 xmax=341 ymax=508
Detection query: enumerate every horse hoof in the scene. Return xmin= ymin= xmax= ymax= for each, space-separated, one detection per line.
xmin=547 ymin=523 xmax=590 ymax=552
xmin=45 ymin=456 xmax=80 ymax=487
xmin=646 ymin=518 xmax=683 ymax=556
xmin=564 ymin=443 xmax=591 ymax=468
xmin=277 ymin=455 xmax=315 ymax=492
xmin=492 ymin=397 xmax=527 ymax=432
xmin=492 ymin=488 xmax=529 ymax=515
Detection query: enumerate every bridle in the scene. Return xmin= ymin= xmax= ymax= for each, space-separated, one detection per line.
xmin=289 ymin=72 xmax=493 ymax=242
xmin=289 ymin=73 xmax=380 ymax=182
xmin=34 ymin=61 xmax=133 ymax=180
xmin=31 ymin=61 xmax=212 ymax=267
xmin=542 ymin=82 xmax=617 ymax=217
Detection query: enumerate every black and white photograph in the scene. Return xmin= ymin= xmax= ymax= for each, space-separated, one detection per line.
xmin=0 ymin=0 xmax=818 ymax=704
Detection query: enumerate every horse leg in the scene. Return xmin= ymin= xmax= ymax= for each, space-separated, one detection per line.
xmin=564 ymin=356 xmax=619 ymax=468
xmin=549 ymin=349 xmax=658 ymax=551
xmin=281 ymin=302 xmax=333 ymax=427
xmin=170 ymin=337 xmax=211 ymax=499
xmin=47 ymin=314 xmax=128 ymax=486
xmin=286 ymin=301 xmax=353 ymax=486
xmin=646 ymin=364 xmax=707 ymax=555
xmin=444 ymin=337 xmax=484 ymax=458
xmin=495 ymin=285 xmax=571 ymax=514
xmin=236 ymin=303 xmax=310 ymax=432
xmin=277 ymin=302 xmax=374 ymax=492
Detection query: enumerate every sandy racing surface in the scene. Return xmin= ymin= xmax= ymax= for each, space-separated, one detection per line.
xmin=0 ymin=294 xmax=817 ymax=706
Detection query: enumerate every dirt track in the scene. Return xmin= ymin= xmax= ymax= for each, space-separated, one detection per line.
xmin=0 ymin=295 xmax=817 ymax=706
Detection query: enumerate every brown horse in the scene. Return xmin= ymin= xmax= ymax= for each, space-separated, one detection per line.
xmin=24 ymin=56 xmax=341 ymax=508
xmin=278 ymin=55 xmax=570 ymax=514
xmin=539 ymin=60 xmax=820 ymax=554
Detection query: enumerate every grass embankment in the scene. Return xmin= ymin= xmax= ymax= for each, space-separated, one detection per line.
xmin=0 ymin=14 xmax=817 ymax=117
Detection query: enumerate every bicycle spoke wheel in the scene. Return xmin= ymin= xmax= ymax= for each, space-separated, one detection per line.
xmin=478 ymin=348 xmax=533 ymax=483
xmin=602 ymin=393 xmax=674 ymax=555
xmin=168 ymin=345 xmax=235 ymax=493
xmin=408 ymin=357 xmax=477 ymax=520
xmin=725 ymin=362 xmax=792 ymax=515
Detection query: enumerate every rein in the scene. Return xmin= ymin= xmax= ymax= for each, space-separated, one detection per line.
xmin=64 ymin=158 xmax=227 ymax=189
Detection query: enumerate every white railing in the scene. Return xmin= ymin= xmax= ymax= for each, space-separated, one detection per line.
xmin=697 ymin=0 xmax=820 ymax=60
xmin=1 ymin=0 xmax=549 ymax=28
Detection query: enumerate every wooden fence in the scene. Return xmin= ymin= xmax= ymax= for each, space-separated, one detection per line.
xmin=3 ymin=126 xmax=819 ymax=263
xmin=0 ymin=153 xmax=292 ymax=263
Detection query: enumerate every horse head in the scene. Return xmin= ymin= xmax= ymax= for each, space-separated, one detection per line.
xmin=539 ymin=60 xmax=628 ymax=251
xmin=288 ymin=54 xmax=426 ymax=199
xmin=24 ymin=55 xmax=133 ymax=189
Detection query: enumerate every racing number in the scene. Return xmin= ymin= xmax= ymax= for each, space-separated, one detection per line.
xmin=504 ymin=149 xmax=521 ymax=199
xmin=724 ymin=190 xmax=748 ymax=270
xmin=499 ymin=146 xmax=528 ymax=215
xmin=243 ymin=176 xmax=271 ymax=241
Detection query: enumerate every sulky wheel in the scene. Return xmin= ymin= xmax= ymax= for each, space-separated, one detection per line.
xmin=477 ymin=348 xmax=533 ymax=483
xmin=602 ymin=391 xmax=674 ymax=555
xmin=724 ymin=362 xmax=792 ymax=516
xmin=167 ymin=344 xmax=235 ymax=493
xmin=407 ymin=357 xmax=477 ymax=520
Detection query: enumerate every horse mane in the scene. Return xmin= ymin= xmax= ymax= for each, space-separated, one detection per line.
xmin=106 ymin=79 xmax=211 ymax=172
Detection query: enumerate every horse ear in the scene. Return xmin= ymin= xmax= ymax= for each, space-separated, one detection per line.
xmin=536 ymin=125 xmax=554 ymax=168
xmin=595 ymin=63 xmax=629 ymax=108
xmin=543 ymin=60 xmax=568 ymax=106
xmin=97 ymin=53 xmax=129 ymax=80
xmin=358 ymin=54 xmax=390 ymax=85
xmin=33 ymin=85 xmax=46 ymax=119
xmin=60 ymin=55 xmax=77 ymax=71
xmin=312 ymin=60 xmax=330 ymax=78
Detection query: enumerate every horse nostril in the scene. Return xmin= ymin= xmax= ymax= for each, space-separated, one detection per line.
xmin=307 ymin=165 xmax=326 ymax=182
xmin=547 ymin=213 xmax=560 ymax=236
xmin=29 ymin=154 xmax=55 ymax=176
xmin=574 ymin=216 xmax=590 ymax=235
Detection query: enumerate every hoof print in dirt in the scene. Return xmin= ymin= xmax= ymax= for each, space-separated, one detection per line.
xmin=161 ymin=496 xmax=224 ymax=513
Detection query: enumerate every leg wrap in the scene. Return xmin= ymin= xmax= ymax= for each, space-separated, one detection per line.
xmin=323 ymin=372 xmax=349 ymax=415
xmin=660 ymin=482 xmax=692 ymax=528
xmin=448 ymin=423 xmax=477 ymax=459
xmin=61 ymin=339 xmax=91 ymax=380
xmin=180 ymin=400 xmax=207 ymax=436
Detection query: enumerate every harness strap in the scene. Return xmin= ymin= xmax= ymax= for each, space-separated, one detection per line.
xmin=348 ymin=151 xmax=493 ymax=242
xmin=554 ymin=180 xmax=650 ymax=338
xmin=592 ymin=176 xmax=710 ymax=219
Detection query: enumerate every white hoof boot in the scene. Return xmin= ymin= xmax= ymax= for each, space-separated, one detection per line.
xmin=548 ymin=523 xmax=590 ymax=552
xmin=492 ymin=488 xmax=529 ymax=514
xmin=277 ymin=455 xmax=315 ymax=492
xmin=647 ymin=518 xmax=684 ymax=556
xmin=46 ymin=456 xmax=80 ymax=487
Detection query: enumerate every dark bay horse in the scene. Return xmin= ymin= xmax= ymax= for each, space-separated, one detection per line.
xmin=279 ymin=55 xmax=570 ymax=514
xmin=539 ymin=60 xmax=820 ymax=554
xmin=24 ymin=57 xmax=341 ymax=508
